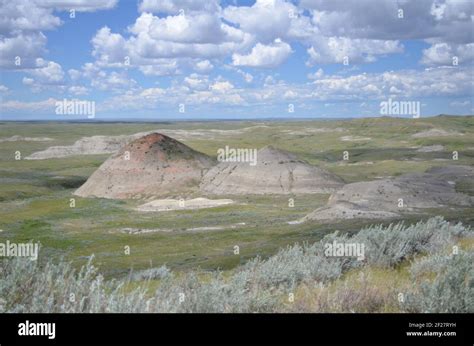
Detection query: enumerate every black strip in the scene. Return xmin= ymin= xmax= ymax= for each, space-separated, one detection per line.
xmin=0 ymin=313 xmax=472 ymax=345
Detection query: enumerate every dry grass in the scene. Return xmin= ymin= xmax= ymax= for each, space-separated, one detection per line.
xmin=285 ymin=266 xmax=410 ymax=313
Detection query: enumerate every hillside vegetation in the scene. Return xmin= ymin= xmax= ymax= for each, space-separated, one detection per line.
xmin=1 ymin=217 xmax=472 ymax=313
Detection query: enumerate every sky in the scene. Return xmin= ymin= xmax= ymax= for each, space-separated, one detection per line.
xmin=0 ymin=0 xmax=473 ymax=120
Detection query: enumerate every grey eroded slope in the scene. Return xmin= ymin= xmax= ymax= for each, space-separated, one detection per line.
xmin=200 ymin=145 xmax=344 ymax=195
xmin=302 ymin=165 xmax=474 ymax=221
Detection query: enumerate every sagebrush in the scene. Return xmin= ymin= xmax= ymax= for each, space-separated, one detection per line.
xmin=0 ymin=216 xmax=471 ymax=313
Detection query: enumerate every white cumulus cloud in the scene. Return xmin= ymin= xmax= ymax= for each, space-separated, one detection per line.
xmin=232 ymin=39 xmax=292 ymax=68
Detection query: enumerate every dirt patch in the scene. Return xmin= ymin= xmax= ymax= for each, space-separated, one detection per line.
xmin=340 ymin=136 xmax=371 ymax=142
xmin=136 ymin=197 xmax=234 ymax=211
xmin=416 ymin=145 xmax=445 ymax=152
xmin=303 ymin=201 xmax=400 ymax=221
xmin=119 ymin=222 xmax=245 ymax=234
xmin=412 ymin=129 xmax=463 ymax=138
xmin=281 ymin=127 xmax=346 ymax=135
xmin=0 ymin=135 xmax=54 ymax=142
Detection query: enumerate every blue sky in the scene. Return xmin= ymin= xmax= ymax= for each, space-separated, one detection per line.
xmin=0 ymin=0 xmax=473 ymax=120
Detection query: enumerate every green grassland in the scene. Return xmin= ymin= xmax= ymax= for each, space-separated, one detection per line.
xmin=0 ymin=115 xmax=473 ymax=278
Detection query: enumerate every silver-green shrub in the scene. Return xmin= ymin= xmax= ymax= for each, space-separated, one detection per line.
xmin=238 ymin=242 xmax=344 ymax=290
xmin=0 ymin=256 xmax=153 ymax=313
xmin=0 ymin=257 xmax=276 ymax=313
xmin=130 ymin=265 xmax=171 ymax=281
xmin=403 ymin=252 xmax=474 ymax=313
xmin=409 ymin=253 xmax=453 ymax=279
xmin=0 ymin=217 xmax=471 ymax=313
xmin=351 ymin=216 xmax=470 ymax=267
xmin=151 ymin=271 xmax=277 ymax=313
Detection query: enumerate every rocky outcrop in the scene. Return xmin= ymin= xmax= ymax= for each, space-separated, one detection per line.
xmin=74 ymin=133 xmax=215 ymax=199
xmin=302 ymin=166 xmax=474 ymax=221
xmin=200 ymin=145 xmax=344 ymax=195
xmin=25 ymin=133 xmax=150 ymax=159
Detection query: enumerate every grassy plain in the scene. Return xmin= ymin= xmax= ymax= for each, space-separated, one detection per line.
xmin=0 ymin=116 xmax=473 ymax=278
